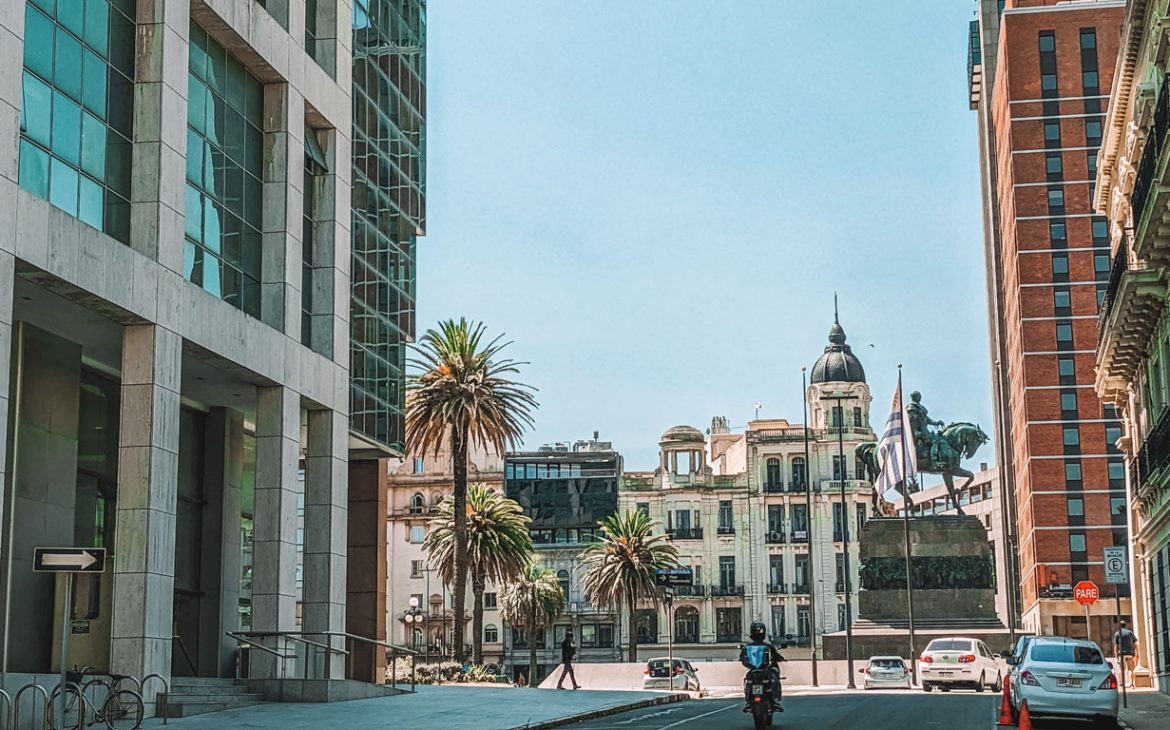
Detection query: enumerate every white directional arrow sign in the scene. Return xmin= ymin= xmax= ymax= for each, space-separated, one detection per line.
xmin=33 ymin=547 xmax=106 ymax=573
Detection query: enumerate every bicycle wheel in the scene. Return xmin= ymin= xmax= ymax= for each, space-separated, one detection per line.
xmin=47 ymin=684 xmax=85 ymax=730
xmin=102 ymin=688 xmax=144 ymax=730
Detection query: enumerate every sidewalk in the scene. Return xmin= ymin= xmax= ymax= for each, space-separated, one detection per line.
xmin=1119 ymin=688 xmax=1170 ymax=730
xmin=140 ymin=684 xmax=688 ymax=730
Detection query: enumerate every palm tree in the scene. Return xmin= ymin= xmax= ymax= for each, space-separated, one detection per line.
xmin=499 ymin=564 xmax=566 ymax=687
xmin=406 ymin=319 xmax=537 ymax=663
xmin=424 ymin=484 xmax=533 ymax=664
xmin=581 ymin=510 xmax=679 ymax=662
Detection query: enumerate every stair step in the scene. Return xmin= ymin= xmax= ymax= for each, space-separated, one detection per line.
xmin=163 ymin=692 xmax=265 ymax=704
xmin=170 ymin=677 xmax=243 ymax=687
xmin=163 ymin=698 xmax=264 ymax=718
xmin=168 ymin=685 xmax=255 ymax=696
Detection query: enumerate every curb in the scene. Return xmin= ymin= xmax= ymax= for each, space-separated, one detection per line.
xmin=508 ymin=692 xmax=691 ymax=730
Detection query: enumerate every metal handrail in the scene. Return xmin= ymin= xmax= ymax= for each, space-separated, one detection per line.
xmin=227 ymin=630 xmax=351 ymax=680
xmin=226 ymin=631 xmax=299 ymax=679
xmin=13 ymin=683 xmax=47 ymax=730
xmin=141 ymin=673 xmax=170 ymax=725
xmin=314 ymin=631 xmax=417 ymax=690
xmin=0 ymin=688 xmax=9 ymax=730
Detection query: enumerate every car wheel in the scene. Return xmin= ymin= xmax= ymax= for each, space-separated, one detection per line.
xmin=992 ymin=673 xmax=1003 ymax=693
xmin=1092 ymin=717 xmax=1119 ymax=729
xmin=976 ymin=673 xmax=986 ymax=693
xmin=923 ymin=682 xmax=933 ymax=693
xmin=940 ymin=684 xmax=951 ymax=693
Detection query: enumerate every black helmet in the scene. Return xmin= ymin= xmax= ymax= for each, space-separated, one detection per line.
xmin=749 ymin=622 xmax=767 ymax=642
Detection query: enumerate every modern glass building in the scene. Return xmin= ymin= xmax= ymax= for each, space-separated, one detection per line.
xmin=0 ymin=0 xmax=424 ymax=707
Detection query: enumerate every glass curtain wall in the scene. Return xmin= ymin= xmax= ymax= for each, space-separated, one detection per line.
xmin=18 ymin=0 xmax=134 ymax=241
xmin=185 ymin=24 xmax=265 ymax=317
xmin=350 ymin=0 xmax=426 ymax=450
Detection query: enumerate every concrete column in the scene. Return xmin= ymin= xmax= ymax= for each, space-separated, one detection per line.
xmin=261 ymin=84 xmax=305 ymax=337
xmin=131 ymin=1 xmax=189 ymax=271
xmin=0 ymin=0 xmax=25 ymax=187
xmin=111 ymin=324 xmax=182 ymax=681
xmin=303 ymin=409 xmax=347 ymax=678
xmin=346 ymin=459 xmax=386 ymax=683
xmin=197 ymin=408 xmax=244 ymax=678
xmin=251 ymin=386 xmax=301 ymax=674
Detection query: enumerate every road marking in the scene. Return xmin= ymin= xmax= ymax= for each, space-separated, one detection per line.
xmin=655 ymin=701 xmax=737 ymax=729
xmin=614 ymin=705 xmax=685 ymax=724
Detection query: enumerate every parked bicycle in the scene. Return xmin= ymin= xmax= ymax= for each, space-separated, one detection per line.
xmin=48 ymin=668 xmax=145 ymax=730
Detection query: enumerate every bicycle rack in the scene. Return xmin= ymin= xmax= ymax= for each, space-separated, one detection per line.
xmin=141 ymin=673 xmax=170 ymax=725
xmin=13 ymin=683 xmax=47 ymax=730
xmin=0 ymin=688 xmax=11 ymax=730
xmin=47 ymin=682 xmax=93 ymax=730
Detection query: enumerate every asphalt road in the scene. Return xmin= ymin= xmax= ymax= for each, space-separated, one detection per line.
xmin=561 ymin=690 xmax=1003 ymax=729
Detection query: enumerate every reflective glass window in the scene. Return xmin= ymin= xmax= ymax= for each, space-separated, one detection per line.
xmin=186 ymin=23 xmax=264 ymax=317
xmin=18 ymin=0 xmax=133 ymax=242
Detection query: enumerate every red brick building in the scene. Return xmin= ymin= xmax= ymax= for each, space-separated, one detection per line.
xmin=971 ymin=0 xmax=1130 ymax=645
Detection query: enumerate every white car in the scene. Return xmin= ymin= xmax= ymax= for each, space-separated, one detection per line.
xmin=1008 ymin=637 xmax=1118 ymax=725
xmin=860 ymin=656 xmax=913 ymax=690
xmin=919 ymin=637 xmax=1003 ymax=692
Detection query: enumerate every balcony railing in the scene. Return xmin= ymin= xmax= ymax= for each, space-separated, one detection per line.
xmin=674 ymin=585 xmax=706 ymax=598
xmin=1132 ymin=83 xmax=1170 ymax=233
xmin=835 ymin=582 xmax=846 ymax=593
xmin=788 ymin=482 xmax=808 ymax=493
xmin=675 ymin=634 xmax=698 ymax=644
xmin=833 ymin=530 xmax=844 ymax=542
xmin=791 ymin=583 xmax=809 ymax=595
xmin=767 ymin=583 xmax=786 ymax=595
xmin=764 ymin=481 xmax=784 ymax=494
xmin=765 ymin=530 xmax=786 ymax=544
xmin=717 ymin=525 xmax=735 ymax=535
xmin=1135 ymin=407 xmax=1170 ymax=488
xmin=1098 ymin=239 xmax=1130 ymax=337
xmin=667 ymin=527 xmax=703 ymax=540
xmin=710 ymin=584 xmax=745 ymax=597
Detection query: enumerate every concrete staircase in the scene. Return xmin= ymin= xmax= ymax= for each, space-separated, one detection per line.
xmin=161 ymin=677 xmax=265 ymax=718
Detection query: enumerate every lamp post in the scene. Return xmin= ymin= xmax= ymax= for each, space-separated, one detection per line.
xmin=801 ymin=367 xmax=819 ymax=687
xmin=405 ymin=596 xmax=424 ymax=682
xmin=821 ymin=390 xmax=856 ymax=688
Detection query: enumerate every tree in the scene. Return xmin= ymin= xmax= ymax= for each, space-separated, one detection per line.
xmin=581 ymin=510 xmax=679 ymax=662
xmin=424 ymin=484 xmax=533 ymax=664
xmin=499 ymin=564 xmax=566 ymax=687
xmin=406 ymin=318 xmax=537 ymax=663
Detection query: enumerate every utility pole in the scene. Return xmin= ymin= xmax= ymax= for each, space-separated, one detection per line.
xmin=823 ymin=390 xmax=855 ymax=688
xmin=802 ymin=367 xmax=819 ymax=687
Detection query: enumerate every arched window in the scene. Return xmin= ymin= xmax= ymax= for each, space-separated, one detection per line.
xmin=766 ymin=458 xmax=781 ymax=489
xmin=410 ymin=493 xmax=425 ymax=512
xmin=792 ymin=457 xmax=806 ymax=489
xmin=484 ymin=624 xmax=499 ymax=643
xmin=675 ymin=606 xmax=699 ymax=644
xmin=557 ymin=570 xmax=571 ymax=601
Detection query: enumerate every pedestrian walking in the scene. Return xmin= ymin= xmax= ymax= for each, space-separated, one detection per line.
xmin=557 ymin=628 xmax=580 ymax=689
xmin=1112 ymin=620 xmax=1138 ymax=688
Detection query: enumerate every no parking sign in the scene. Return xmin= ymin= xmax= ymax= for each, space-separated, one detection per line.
xmin=1104 ymin=546 xmax=1128 ymax=584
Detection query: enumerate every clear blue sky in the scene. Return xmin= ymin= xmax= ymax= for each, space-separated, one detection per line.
xmin=418 ymin=1 xmax=994 ymax=471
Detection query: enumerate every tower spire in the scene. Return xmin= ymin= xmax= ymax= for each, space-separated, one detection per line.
xmin=834 ymin=293 xmax=839 ymax=324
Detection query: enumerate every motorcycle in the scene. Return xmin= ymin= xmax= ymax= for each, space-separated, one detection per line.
xmin=742 ymin=645 xmax=785 ymax=729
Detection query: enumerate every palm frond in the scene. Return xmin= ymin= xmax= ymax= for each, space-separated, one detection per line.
xmin=498 ymin=564 xmax=566 ymax=630
xmin=423 ymin=485 xmax=534 ymax=587
xmin=580 ymin=510 xmax=679 ymax=611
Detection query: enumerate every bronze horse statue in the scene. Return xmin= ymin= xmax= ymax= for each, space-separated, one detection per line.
xmin=856 ymin=422 xmax=989 ymax=516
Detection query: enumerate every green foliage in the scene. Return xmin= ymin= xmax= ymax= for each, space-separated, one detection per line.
xmin=424 ymin=485 xmax=533 ymax=589
xmin=498 ymin=564 xmax=566 ymax=631
xmin=389 ymin=659 xmax=503 ymax=685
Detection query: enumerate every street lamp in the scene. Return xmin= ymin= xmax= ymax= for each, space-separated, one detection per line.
xmin=404 ymin=597 xmax=425 ymax=683
xmin=821 ymin=390 xmax=856 ymax=688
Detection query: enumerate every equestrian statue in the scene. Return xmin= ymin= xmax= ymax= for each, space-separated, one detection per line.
xmin=856 ymin=391 xmax=989 ymax=516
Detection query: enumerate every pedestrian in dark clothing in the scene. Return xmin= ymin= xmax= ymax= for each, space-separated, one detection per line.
xmin=557 ymin=629 xmax=580 ymax=689
xmin=1113 ymin=620 xmax=1138 ymax=688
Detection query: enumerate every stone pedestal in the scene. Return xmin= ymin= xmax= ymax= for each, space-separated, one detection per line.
xmin=822 ymin=516 xmax=1010 ymax=659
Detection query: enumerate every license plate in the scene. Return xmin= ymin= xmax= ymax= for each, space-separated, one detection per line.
xmin=1056 ymin=678 xmax=1082 ymax=688
xmin=752 ymin=684 xmax=763 ymax=695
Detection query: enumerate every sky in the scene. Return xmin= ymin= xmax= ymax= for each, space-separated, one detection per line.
xmin=418 ymin=1 xmax=994 ymax=471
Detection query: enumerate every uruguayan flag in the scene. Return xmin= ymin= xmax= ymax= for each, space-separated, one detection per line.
xmin=875 ymin=383 xmax=917 ymax=504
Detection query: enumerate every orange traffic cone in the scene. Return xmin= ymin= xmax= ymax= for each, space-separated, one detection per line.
xmin=1018 ymin=700 xmax=1033 ymax=730
xmin=998 ymin=674 xmax=1014 ymax=726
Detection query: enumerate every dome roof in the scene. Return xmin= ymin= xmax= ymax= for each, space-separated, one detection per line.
xmin=661 ymin=425 xmax=705 ymax=444
xmin=810 ymin=317 xmax=866 ymax=384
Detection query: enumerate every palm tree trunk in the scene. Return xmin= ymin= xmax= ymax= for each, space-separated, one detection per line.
xmin=452 ymin=427 xmax=470 ymax=663
xmin=529 ymin=583 xmax=538 ymax=687
xmin=472 ymin=578 xmax=485 ymax=665
xmin=627 ymin=591 xmax=638 ymax=663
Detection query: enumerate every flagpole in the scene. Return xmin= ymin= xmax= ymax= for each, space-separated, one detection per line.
xmin=802 ymin=367 xmax=818 ymax=687
xmin=897 ymin=365 xmax=919 ymax=686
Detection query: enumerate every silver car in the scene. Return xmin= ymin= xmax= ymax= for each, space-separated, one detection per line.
xmin=642 ymin=657 xmax=700 ymax=691
xmin=860 ymin=656 xmax=913 ymax=690
xmin=1008 ymin=636 xmax=1118 ymax=725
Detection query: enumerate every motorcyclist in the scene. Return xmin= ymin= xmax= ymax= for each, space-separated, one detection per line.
xmin=739 ymin=621 xmax=784 ymax=711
